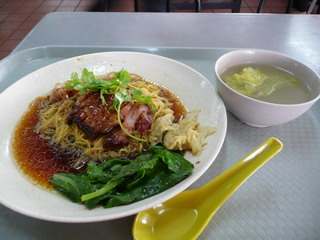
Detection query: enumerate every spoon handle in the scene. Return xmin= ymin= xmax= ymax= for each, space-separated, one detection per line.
xmin=199 ymin=137 xmax=283 ymax=211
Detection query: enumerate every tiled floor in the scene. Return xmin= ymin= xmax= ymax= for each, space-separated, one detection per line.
xmin=0 ymin=0 xmax=315 ymax=60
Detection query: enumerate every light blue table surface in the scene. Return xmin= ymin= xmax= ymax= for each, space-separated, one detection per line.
xmin=1 ymin=12 xmax=320 ymax=240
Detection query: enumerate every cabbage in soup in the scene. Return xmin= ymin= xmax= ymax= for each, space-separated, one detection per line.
xmin=221 ymin=64 xmax=312 ymax=104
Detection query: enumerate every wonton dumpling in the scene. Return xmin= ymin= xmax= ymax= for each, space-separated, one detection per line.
xmin=163 ymin=110 xmax=216 ymax=155
xmin=148 ymin=111 xmax=174 ymax=144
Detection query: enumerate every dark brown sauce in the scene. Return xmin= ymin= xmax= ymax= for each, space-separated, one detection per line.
xmin=12 ymin=84 xmax=186 ymax=189
xmin=12 ymin=98 xmax=78 ymax=189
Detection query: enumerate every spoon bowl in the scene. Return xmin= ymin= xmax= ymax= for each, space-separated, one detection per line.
xmin=133 ymin=137 xmax=283 ymax=240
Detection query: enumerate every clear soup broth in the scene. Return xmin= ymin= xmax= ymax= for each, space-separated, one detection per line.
xmin=221 ymin=64 xmax=312 ymax=104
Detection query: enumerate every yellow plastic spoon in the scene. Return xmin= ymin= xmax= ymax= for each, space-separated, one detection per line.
xmin=132 ymin=137 xmax=283 ymax=240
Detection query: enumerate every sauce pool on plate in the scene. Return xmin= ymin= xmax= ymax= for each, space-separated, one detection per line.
xmin=12 ymin=98 xmax=79 ymax=189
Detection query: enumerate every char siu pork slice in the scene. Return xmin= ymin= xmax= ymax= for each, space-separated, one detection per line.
xmin=67 ymin=90 xmax=155 ymax=149
xmin=103 ymin=129 xmax=130 ymax=150
xmin=103 ymin=102 xmax=154 ymax=150
xmin=49 ymin=88 xmax=78 ymax=104
xmin=67 ymin=92 xmax=119 ymax=140
xmin=121 ymin=102 xmax=154 ymax=135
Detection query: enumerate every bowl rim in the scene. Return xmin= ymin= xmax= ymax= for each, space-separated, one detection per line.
xmin=214 ymin=48 xmax=320 ymax=107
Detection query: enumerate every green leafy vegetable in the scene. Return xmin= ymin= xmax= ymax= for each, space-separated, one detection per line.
xmin=49 ymin=145 xmax=193 ymax=209
xmin=223 ymin=67 xmax=299 ymax=98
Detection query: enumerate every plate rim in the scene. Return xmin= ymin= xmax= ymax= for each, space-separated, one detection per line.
xmin=0 ymin=51 xmax=227 ymax=222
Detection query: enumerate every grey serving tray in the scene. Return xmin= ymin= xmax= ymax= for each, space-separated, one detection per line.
xmin=0 ymin=46 xmax=319 ymax=240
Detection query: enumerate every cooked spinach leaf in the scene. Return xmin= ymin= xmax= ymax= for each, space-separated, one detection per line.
xmin=49 ymin=145 xmax=193 ymax=209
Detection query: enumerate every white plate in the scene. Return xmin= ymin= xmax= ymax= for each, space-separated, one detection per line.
xmin=0 ymin=51 xmax=227 ymax=222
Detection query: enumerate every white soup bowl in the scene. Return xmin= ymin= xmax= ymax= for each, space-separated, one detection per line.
xmin=215 ymin=49 xmax=320 ymax=127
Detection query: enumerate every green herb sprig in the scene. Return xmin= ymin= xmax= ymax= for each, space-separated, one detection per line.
xmin=65 ymin=68 xmax=131 ymax=105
